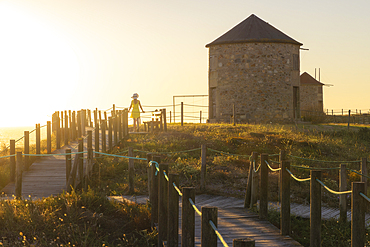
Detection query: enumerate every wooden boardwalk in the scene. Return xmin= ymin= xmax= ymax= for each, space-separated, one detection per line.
xmin=113 ymin=195 xmax=302 ymax=247
xmin=1 ymin=128 xmax=97 ymax=198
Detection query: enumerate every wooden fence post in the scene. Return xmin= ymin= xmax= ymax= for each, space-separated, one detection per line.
xmin=147 ymin=153 xmax=153 ymax=200
xmin=10 ymin=140 xmax=15 ymax=182
xmin=77 ymin=111 xmax=81 ymax=138
xmin=361 ymin=158 xmax=367 ymax=195
xmin=310 ymin=170 xmax=322 ymax=247
xmin=201 ymin=144 xmax=207 ymax=191
xmin=24 ymin=131 xmax=29 ymax=169
xmin=163 ymin=108 xmax=167 ymax=132
xmin=95 ymin=121 xmax=100 ymax=158
xmin=72 ymin=111 xmax=76 ymax=140
xmin=168 ymin=173 xmax=179 ymax=247
xmin=260 ymin=153 xmax=269 ymax=220
xmin=181 ymin=102 xmax=184 ymax=127
xmin=280 ymin=150 xmax=290 ymax=236
xmin=233 ymin=238 xmax=255 ymax=247
xmin=36 ymin=123 xmax=40 ymax=154
xmin=182 ymin=187 xmax=195 ymax=247
xmin=123 ymin=108 xmax=129 ymax=137
xmin=66 ymin=149 xmax=71 ymax=186
xmin=56 ymin=114 xmax=61 ymax=149
xmin=339 ymin=164 xmax=347 ymax=222
xmin=201 ymin=207 xmax=218 ymax=247
xmin=108 ymin=117 xmax=113 ymax=150
xmin=251 ymin=153 xmax=259 ymax=208
xmin=47 ymin=121 xmax=51 ymax=154
xmin=118 ymin=111 xmax=122 ymax=141
xmin=114 ymin=114 xmax=118 ymax=145
xmin=102 ymin=120 xmax=106 ymax=153
xmin=158 ymin=163 xmax=169 ymax=246
xmin=244 ymin=152 xmax=257 ymax=208
xmin=81 ymin=109 xmax=86 ymax=136
xmin=128 ymin=147 xmax=135 ymax=194
xmin=351 ymin=182 xmax=365 ymax=247
xmin=347 ymin=110 xmax=351 ymax=130
xmin=15 ymin=152 xmax=23 ymax=199
xmin=151 ymin=156 xmax=161 ymax=227
xmin=160 ymin=109 xmax=163 ymax=131
xmin=200 ymin=111 xmax=202 ymax=123
xmin=85 ymin=148 xmax=93 ymax=190
xmin=78 ymin=138 xmax=84 ymax=188
xmin=69 ymin=110 xmax=72 ymax=140
xmin=87 ymin=130 xmax=92 ymax=151
xmin=64 ymin=111 xmax=69 ymax=145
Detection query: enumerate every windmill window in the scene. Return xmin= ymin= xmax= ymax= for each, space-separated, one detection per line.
xmin=293 ymin=54 xmax=299 ymax=71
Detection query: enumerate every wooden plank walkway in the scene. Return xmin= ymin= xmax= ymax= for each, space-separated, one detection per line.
xmin=1 ymin=127 xmax=98 ymax=198
xmin=113 ymin=195 xmax=302 ymax=247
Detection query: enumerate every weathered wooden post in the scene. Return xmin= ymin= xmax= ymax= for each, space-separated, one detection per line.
xmin=70 ymin=111 xmax=75 ymax=141
xmin=200 ymin=111 xmax=202 ymax=123
xmin=85 ymin=148 xmax=93 ymax=190
xmin=351 ymin=182 xmax=365 ymax=247
xmin=347 ymin=109 xmax=351 ymax=131
xmin=69 ymin=110 xmax=72 ymax=140
xmin=87 ymin=130 xmax=92 ymax=151
xmin=47 ymin=121 xmax=51 ymax=154
xmin=128 ymin=147 xmax=135 ymax=194
xmin=339 ymin=164 xmax=347 ymax=222
xmin=159 ymin=109 xmax=163 ymax=131
xmin=310 ymin=170 xmax=322 ymax=247
xmin=361 ymin=158 xmax=367 ymax=195
xmin=151 ymin=156 xmax=161 ymax=227
xmin=280 ymin=150 xmax=290 ymax=236
xmin=81 ymin=109 xmax=86 ymax=136
xmin=158 ymin=163 xmax=169 ymax=246
xmin=162 ymin=108 xmax=167 ymax=132
xmin=101 ymin=120 xmax=106 ymax=153
xmin=118 ymin=111 xmax=122 ymax=141
xmin=201 ymin=207 xmax=218 ymax=247
xmin=36 ymin=123 xmax=40 ymax=154
xmin=123 ymin=108 xmax=129 ymax=137
xmin=233 ymin=238 xmax=255 ymax=247
xmin=114 ymin=114 xmax=118 ymax=145
xmin=147 ymin=153 xmax=153 ymax=199
xmin=99 ymin=110 xmax=102 ymax=125
xmin=108 ymin=117 xmax=113 ymax=150
xmin=15 ymin=152 xmax=23 ymax=199
xmin=10 ymin=140 xmax=15 ymax=182
xmin=181 ymin=102 xmax=184 ymax=126
xmin=260 ymin=153 xmax=269 ymax=220
xmin=201 ymin=144 xmax=207 ymax=191
xmin=78 ymin=138 xmax=84 ymax=187
xmin=77 ymin=111 xmax=81 ymax=138
xmin=95 ymin=121 xmax=100 ymax=158
xmin=64 ymin=111 xmax=69 ymax=145
xmin=24 ymin=131 xmax=29 ymax=169
xmin=182 ymin=187 xmax=195 ymax=247
xmin=56 ymin=114 xmax=61 ymax=149
xmin=244 ymin=152 xmax=258 ymax=208
xmin=168 ymin=174 xmax=179 ymax=247
xmin=66 ymin=149 xmax=71 ymax=186
xmin=251 ymin=153 xmax=259 ymax=208
xmin=88 ymin=109 xmax=92 ymax=127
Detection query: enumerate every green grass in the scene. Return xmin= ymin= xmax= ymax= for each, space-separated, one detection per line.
xmin=1 ymin=122 xmax=370 ymax=246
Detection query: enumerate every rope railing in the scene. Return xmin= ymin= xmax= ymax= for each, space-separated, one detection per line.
xmin=265 ymin=160 xmax=281 ymax=172
xmin=347 ymin=168 xmax=370 ymax=180
xmin=208 ymin=220 xmax=229 ymax=247
xmin=188 ymin=198 xmax=202 ymax=216
xmin=207 ymin=148 xmax=251 ymax=158
xmin=286 ymin=168 xmax=311 ymax=182
xmin=316 ymin=178 xmax=352 ymax=195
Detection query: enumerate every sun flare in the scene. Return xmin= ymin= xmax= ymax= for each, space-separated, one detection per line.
xmin=0 ymin=2 xmax=80 ymax=127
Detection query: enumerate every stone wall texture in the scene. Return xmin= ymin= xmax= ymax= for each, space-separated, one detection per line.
xmin=208 ymin=42 xmax=301 ymax=123
xmin=300 ymin=85 xmax=323 ymax=112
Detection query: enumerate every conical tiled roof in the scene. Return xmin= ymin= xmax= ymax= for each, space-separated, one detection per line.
xmin=300 ymin=72 xmax=325 ymax=85
xmin=206 ymin=14 xmax=302 ymax=47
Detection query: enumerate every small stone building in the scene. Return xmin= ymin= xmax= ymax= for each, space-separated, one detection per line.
xmin=206 ymin=14 xmax=303 ymax=123
xmin=300 ymin=72 xmax=324 ymax=112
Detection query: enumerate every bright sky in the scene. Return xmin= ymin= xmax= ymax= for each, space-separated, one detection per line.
xmin=1 ymin=0 xmax=369 ymax=127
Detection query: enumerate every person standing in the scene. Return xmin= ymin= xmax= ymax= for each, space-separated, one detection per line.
xmin=128 ymin=93 xmax=144 ymax=132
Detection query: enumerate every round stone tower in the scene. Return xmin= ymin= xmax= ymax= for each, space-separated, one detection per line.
xmin=206 ymin=14 xmax=303 ymax=123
